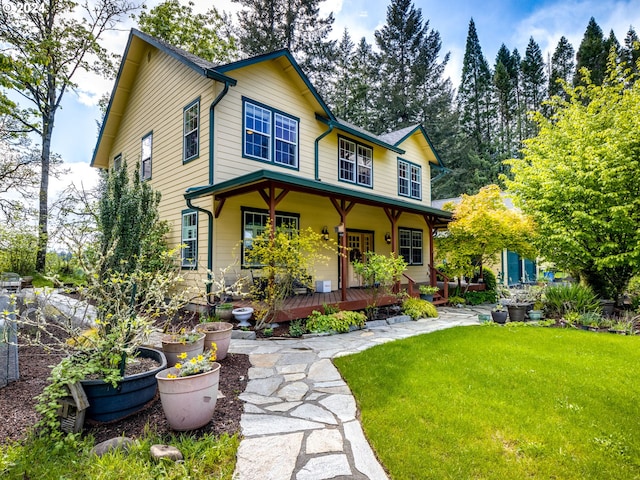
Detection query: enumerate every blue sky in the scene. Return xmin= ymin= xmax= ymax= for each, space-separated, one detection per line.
xmin=49 ymin=0 xmax=640 ymax=197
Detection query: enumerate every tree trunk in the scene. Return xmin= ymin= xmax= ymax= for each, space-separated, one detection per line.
xmin=36 ymin=87 xmax=56 ymax=272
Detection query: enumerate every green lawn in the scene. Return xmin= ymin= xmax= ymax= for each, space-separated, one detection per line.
xmin=334 ymin=326 xmax=640 ymax=479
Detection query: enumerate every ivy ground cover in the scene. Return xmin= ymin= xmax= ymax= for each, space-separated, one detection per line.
xmin=334 ymin=326 xmax=640 ymax=479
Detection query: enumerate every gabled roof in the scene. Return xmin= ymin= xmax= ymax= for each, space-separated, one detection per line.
xmin=379 ymin=124 xmax=446 ymax=167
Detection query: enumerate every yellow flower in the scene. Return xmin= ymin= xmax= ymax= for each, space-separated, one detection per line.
xmin=167 ymin=373 xmax=177 ymax=379
xmin=177 ymin=352 xmax=188 ymax=360
xmin=174 ymin=363 xmax=182 ymax=369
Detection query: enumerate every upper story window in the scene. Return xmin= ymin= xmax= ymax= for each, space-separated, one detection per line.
xmin=399 ymin=227 xmax=423 ymax=265
xmin=141 ymin=132 xmax=153 ymax=181
xmin=243 ymin=98 xmax=299 ymax=168
xmin=183 ymin=99 xmax=199 ymax=162
xmin=113 ymin=153 xmax=122 ymax=172
xmin=398 ymin=158 xmax=421 ymax=200
xmin=242 ymin=208 xmax=299 ymax=267
xmin=181 ymin=210 xmax=198 ymax=269
xmin=338 ymin=137 xmax=372 ymax=187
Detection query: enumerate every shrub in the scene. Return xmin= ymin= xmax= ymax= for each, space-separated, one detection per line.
xmin=463 ymin=290 xmax=495 ymax=305
xmin=448 ymin=295 xmax=466 ymax=305
xmin=402 ymin=298 xmax=438 ymax=320
xmin=482 ymin=269 xmax=497 ymax=292
xmin=289 ymin=319 xmax=306 ymax=337
xmin=0 ymin=227 xmax=37 ymax=275
xmin=306 ymin=310 xmax=366 ymax=333
xmin=544 ymin=284 xmax=601 ymax=317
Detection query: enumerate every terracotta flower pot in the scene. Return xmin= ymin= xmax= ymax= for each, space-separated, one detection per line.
xmin=161 ymin=333 xmax=205 ymax=367
xmin=195 ymin=322 xmax=233 ymax=360
xmin=156 ymin=363 xmax=221 ymax=431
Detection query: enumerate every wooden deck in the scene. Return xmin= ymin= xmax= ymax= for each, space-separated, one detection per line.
xmin=234 ymin=285 xmax=449 ymax=323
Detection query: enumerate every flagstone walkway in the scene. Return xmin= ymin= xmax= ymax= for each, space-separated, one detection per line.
xmin=229 ymin=306 xmax=489 ymax=480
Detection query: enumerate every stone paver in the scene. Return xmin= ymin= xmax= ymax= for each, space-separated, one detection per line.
xmin=231 ymin=306 xmax=487 ymax=479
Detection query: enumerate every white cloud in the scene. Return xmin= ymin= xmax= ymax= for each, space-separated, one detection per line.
xmin=50 ymin=162 xmax=101 ymax=202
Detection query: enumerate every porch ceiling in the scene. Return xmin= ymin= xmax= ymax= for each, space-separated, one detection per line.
xmin=184 ymin=169 xmax=452 ymax=226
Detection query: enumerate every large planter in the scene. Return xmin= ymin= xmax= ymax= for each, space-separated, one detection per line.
xmin=491 ymin=310 xmax=508 ymax=324
xmin=156 ymin=363 xmax=221 ymax=431
xmin=195 ymin=322 xmax=233 ymax=360
xmin=162 ymin=333 xmax=205 ymax=367
xmin=507 ymin=304 xmax=527 ymax=322
xmin=80 ymin=347 xmax=167 ymax=423
xmin=215 ymin=304 xmax=234 ymax=321
xmin=232 ymin=307 xmax=254 ymax=327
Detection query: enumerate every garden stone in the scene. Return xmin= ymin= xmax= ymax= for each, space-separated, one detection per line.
xmin=244 ymin=376 xmax=283 ymax=396
xmin=290 ymin=403 xmax=337 ymax=424
xmin=307 ymin=359 xmax=341 ymax=382
xmin=150 ymin=444 xmax=183 ymax=462
xmin=278 ymin=381 xmax=309 ymax=401
xmin=319 ymin=394 xmax=356 ymax=422
xmin=296 ymin=454 xmax=352 ymax=480
xmin=235 ymin=432 xmax=303 ymax=480
xmin=91 ymin=437 xmax=134 ymax=457
xmin=306 ymin=429 xmax=343 ymax=454
xmin=344 ymin=421 xmax=388 ymax=479
xmin=240 ymin=414 xmax=324 ymax=436
xmin=232 ymin=330 xmax=256 ymax=340
xmin=386 ymin=315 xmax=412 ymax=324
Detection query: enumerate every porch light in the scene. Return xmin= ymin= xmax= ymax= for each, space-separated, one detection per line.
xmin=384 ymin=232 xmax=391 ymax=244
xmin=321 ymin=226 xmax=329 ymax=241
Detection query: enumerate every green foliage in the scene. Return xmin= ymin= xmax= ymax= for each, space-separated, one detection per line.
xmin=245 ymin=220 xmax=337 ymax=329
xmin=1 ymin=431 xmax=239 ymax=479
xmin=335 ymin=327 xmax=640 ymax=480
xmin=306 ymin=310 xmax=366 ymax=334
xmin=352 ymin=251 xmax=407 ymax=318
xmin=543 ymin=284 xmax=601 ymax=318
xmin=482 ymin=269 xmax=497 ymax=292
xmin=288 ymin=319 xmax=306 ymax=338
xmin=448 ymin=295 xmax=466 ymax=305
xmin=505 ymin=63 xmax=640 ymax=299
xmin=138 ymin=0 xmax=237 ymax=63
xmin=436 ymin=185 xmax=537 ymax=284
xmin=401 ymin=298 xmax=438 ymax=320
xmin=419 ymin=285 xmax=439 ymax=295
xmin=462 ymin=290 xmax=495 ymax=305
xmin=0 ymin=227 xmax=37 ymax=275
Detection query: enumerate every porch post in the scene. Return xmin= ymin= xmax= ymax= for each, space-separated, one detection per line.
xmin=330 ymin=198 xmax=356 ymax=302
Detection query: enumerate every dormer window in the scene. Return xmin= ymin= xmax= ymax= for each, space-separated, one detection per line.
xmin=338 ymin=137 xmax=372 ymax=187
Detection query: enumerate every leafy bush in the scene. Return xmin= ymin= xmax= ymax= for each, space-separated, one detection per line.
xmin=463 ymin=290 xmax=495 ymax=305
xmin=482 ymin=269 xmax=497 ymax=292
xmin=0 ymin=227 xmax=37 ymax=275
xmin=289 ymin=319 xmax=306 ymax=337
xmin=402 ymin=298 xmax=438 ymax=320
xmin=544 ymin=284 xmax=601 ymax=317
xmin=448 ymin=295 xmax=466 ymax=305
xmin=306 ymin=310 xmax=366 ymax=333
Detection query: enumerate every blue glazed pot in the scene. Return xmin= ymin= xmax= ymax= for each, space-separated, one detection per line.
xmin=80 ymin=347 xmax=167 ymax=423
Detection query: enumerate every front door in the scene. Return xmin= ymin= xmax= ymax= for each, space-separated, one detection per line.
xmin=347 ymin=231 xmax=374 ymax=287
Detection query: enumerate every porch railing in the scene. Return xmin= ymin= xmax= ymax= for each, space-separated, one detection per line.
xmin=428 ymin=264 xmax=450 ymax=303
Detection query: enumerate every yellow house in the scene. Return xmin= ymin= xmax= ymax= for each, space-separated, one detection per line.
xmin=91 ymin=29 xmax=452 ymax=314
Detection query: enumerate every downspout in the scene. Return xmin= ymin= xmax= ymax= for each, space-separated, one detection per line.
xmin=209 ymin=81 xmax=232 ymax=185
xmin=314 ymin=122 xmax=334 ymax=181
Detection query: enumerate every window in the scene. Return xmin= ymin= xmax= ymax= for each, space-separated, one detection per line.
xmin=242 ymin=209 xmax=299 ymax=266
xmin=181 ymin=210 xmax=197 ymax=268
xmin=243 ymin=98 xmax=298 ymax=168
xmin=338 ymin=137 xmax=372 ymax=187
xmin=183 ymin=99 xmax=199 ymax=162
xmin=398 ymin=159 xmax=421 ymax=199
xmin=398 ymin=228 xmax=423 ymax=265
xmin=141 ymin=132 xmax=153 ymax=180
xmin=113 ymin=153 xmax=122 ymax=172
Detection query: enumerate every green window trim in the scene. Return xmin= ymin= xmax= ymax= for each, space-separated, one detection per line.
xmin=181 ymin=209 xmax=198 ymax=269
xmin=398 ymin=227 xmax=423 ymax=265
xmin=398 ymin=158 xmax=421 ymax=200
xmin=183 ymin=98 xmax=200 ymax=163
xmin=141 ymin=131 xmax=153 ymax=181
xmin=338 ymin=136 xmax=373 ymax=188
xmin=241 ymin=207 xmax=300 ymax=268
xmin=242 ymin=97 xmax=299 ymax=170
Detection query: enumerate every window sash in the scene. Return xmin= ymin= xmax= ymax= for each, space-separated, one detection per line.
xmin=274 ymin=113 xmax=298 ymax=167
xmin=410 ymin=165 xmax=422 ymax=199
xmin=398 ymin=228 xmax=423 ymax=265
xmin=398 ymin=160 xmax=420 ymax=199
xmin=339 ymin=138 xmax=372 ymax=186
xmin=184 ymin=102 xmax=199 ymax=161
xmin=245 ymin=103 xmax=271 ymax=160
xmin=398 ymin=161 xmax=409 ymax=196
xmin=181 ymin=211 xmax=197 ymax=268
xmin=113 ymin=154 xmax=122 ymax=172
xmin=141 ymin=133 xmax=152 ymax=180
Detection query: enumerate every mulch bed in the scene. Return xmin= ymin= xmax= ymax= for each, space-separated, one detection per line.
xmin=0 ymin=338 xmax=250 ymax=446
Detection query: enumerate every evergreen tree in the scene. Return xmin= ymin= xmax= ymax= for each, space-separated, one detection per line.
xmin=330 ymin=29 xmax=356 ymax=119
xmin=548 ymin=36 xmax=575 ymax=99
xmin=373 ymin=0 xmax=450 ymax=132
xmin=348 ymin=38 xmax=379 ymax=131
xmin=457 ymin=19 xmax=494 ymax=151
xmin=493 ymin=45 xmax=517 ymax=157
xmin=575 ymin=17 xmax=607 ymax=86
xmin=233 ymin=0 xmax=335 ymax=90
xmin=622 ymin=26 xmax=640 ymax=75
xmin=604 ymin=29 xmax=621 ymax=62
xmin=520 ymin=37 xmax=546 ymax=137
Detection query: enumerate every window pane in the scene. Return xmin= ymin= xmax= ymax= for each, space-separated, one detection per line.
xmin=245 ymin=103 xmax=271 ymax=160
xmin=411 ymin=231 xmax=423 ymax=264
xmin=181 ymin=212 xmax=197 ymax=267
xmin=399 ymin=229 xmax=411 ymax=263
xmin=410 ymin=165 xmax=421 ymax=199
xmin=398 ymin=161 xmax=409 ymax=196
xmin=184 ymin=102 xmax=199 ymax=160
xmin=357 ymin=145 xmax=372 ymax=186
xmin=339 ymin=138 xmax=356 ymax=182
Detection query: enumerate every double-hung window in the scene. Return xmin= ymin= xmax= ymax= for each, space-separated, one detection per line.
xmin=242 ymin=209 xmax=299 ymax=267
xmin=113 ymin=153 xmax=122 ymax=172
xmin=181 ymin=210 xmax=198 ymax=269
xmin=183 ymin=99 xmax=199 ymax=162
xmin=243 ymin=98 xmax=299 ymax=168
xmin=398 ymin=228 xmax=423 ymax=265
xmin=141 ymin=132 xmax=153 ymax=180
xmin=338 ymin=137 xmax=372 ymax=187
xmin=398 ymin=159 xmax=421 ymax=199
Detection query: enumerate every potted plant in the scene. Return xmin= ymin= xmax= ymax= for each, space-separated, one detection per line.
xmin=419 ymin=285 xmax=440 ymax=302
xmin=478 ymin=313 xmax=491 ymax=323
xmin=491 ymin=304 xmax=508 ymax=324
xmin=161 ymin=331 xmax=206 ymax=367
xmin=215 ymin=302 xmax=234 ymax=321
xmin=156 ymin=345 xmax=221 ymax=430
xmin=195 ymin=316 xmax=233 ymax=360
